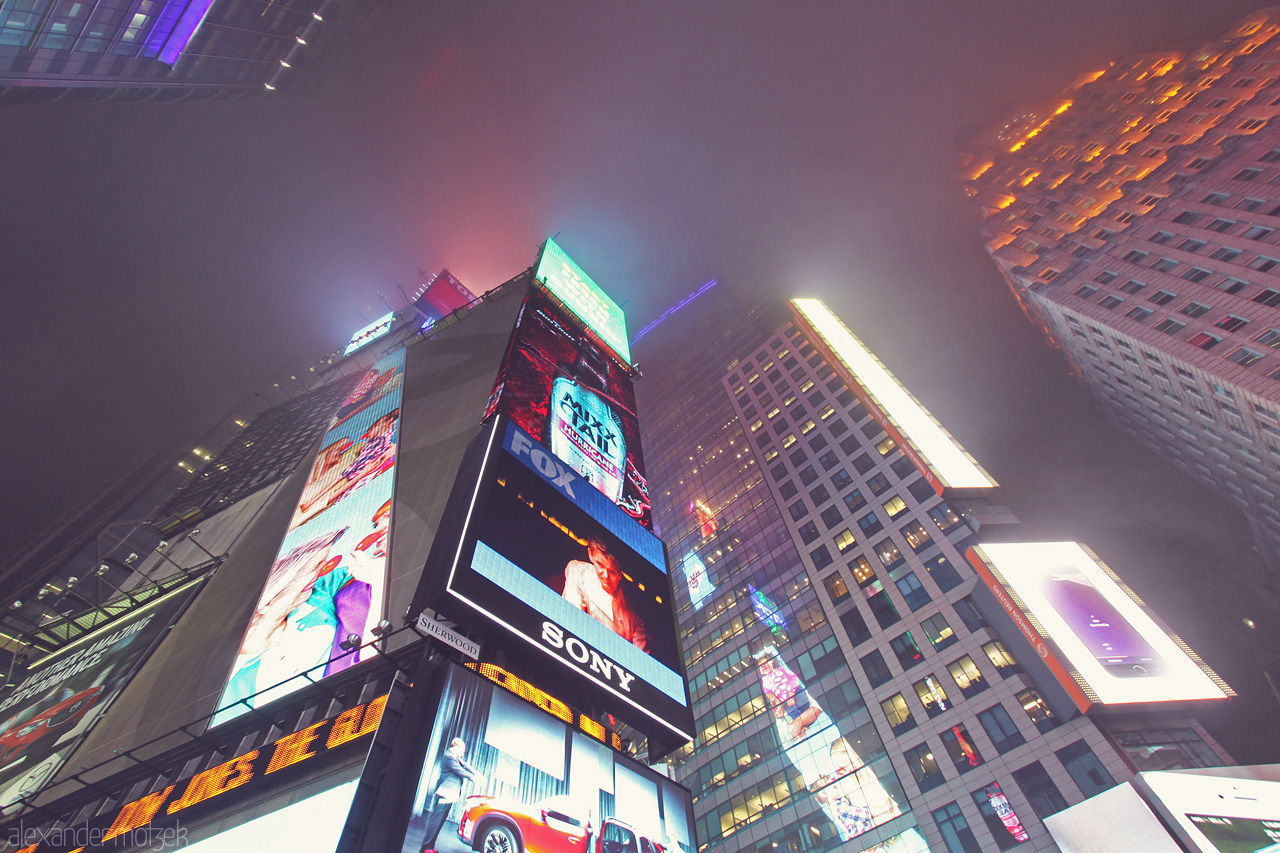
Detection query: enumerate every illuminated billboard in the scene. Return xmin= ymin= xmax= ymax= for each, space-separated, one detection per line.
xmin=180 ymin=780 xmax=358 ymax=852
xmin=6 ymin=692 xmax=386 ymax=852
xmin=212 ymin=349 xmax=405 ymax=727
xmin=397 ymin=662 xmax=694 ymax=853
xmin=533 ymin=237 xmax=631 ymax=366
xmin=484 ymin=287 xmax=651 ymax=529
xmin=416 ymin=417 xmax=691 ymax=746
xmin=414 ymin=268 xmax=478 ymax=329
xmin=344 ymin=311 xmax=396 ymax=355
xmin=0 ymin=579 xmax=202 ymax=813
xmin=750 ymin=640 xmax=906 ymax=845
xmin=682 ymin=552 xmax=715 ymax=610
xmin=968 ymin=542 xmax=1232 ymax=709
xmin=790 ymin=298 xmax=996 ymax=494
xmin=1137 ymin=770 xmax=1280 ymax=853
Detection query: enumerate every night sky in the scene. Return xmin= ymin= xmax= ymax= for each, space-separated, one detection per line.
xmin=2 ymin=0 xmax=1276 ymax=760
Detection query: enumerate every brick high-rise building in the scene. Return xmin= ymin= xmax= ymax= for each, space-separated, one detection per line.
xmin=962 ymin=10 xmax=1280 ymax=584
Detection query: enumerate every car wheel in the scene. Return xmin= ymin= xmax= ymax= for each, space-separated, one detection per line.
xmin=479 ymin=824 xmax=520 ymax=853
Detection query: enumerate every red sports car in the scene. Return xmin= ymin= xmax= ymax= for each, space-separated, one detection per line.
xmin=458 ymin=794 xmax=640 ymax=853
xmin=0 ymin=686 xmax=104 ymax=766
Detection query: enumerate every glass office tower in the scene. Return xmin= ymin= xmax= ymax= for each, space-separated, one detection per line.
xmin=635 ymin=287 xmax=1231 ymax=853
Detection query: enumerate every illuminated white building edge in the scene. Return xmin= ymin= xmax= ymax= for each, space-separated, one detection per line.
xmin=790 ymin=298 xmax=996 ymax=490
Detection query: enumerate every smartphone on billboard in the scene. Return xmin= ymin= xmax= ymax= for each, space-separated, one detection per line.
xmin=1041 ymin=566 xmax=1164 ymax=677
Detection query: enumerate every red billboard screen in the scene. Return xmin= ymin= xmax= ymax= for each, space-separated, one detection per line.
xmin=484 ymin=288 xmax=651 ymax=529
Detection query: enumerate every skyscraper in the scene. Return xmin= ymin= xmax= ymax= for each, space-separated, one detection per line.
xmin=0 ymin=0 xmax=378 ymax=105
xmin=636 ymin=286 xmax=1233 ymax=853
xmin=962 ymin=10 xmax=1280 ymax=579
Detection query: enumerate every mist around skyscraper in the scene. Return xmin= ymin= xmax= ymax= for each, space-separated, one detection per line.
xmin=3 ymin=4 xmax=1280 ymax=853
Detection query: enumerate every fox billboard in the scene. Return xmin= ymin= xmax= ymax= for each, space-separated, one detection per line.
xmin=411 ymin=417 xmax=691 ymax=751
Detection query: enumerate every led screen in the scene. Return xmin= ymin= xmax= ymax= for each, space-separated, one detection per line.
xmin=750 ymin=641 xmax=906 ymax=844
xmin=682 ymin=552 xmax=714 ymax=610
xmin=856 ymin=830 xmax=931 ymax=853
xmin=971 ymin=542 xmax=1231 ymax=707
xmin=344 ymin=311 xmax=396 ymax=355
xmin=426 ymin=418 xmax=690 ymax=745
xmin=1140 ymin=770 xmax=1280 ymax=853
xmin=484 ymin=287 xmax=651 ymax=529
xmin=181 ymin=779 xmax=358 ymax=852
xmin=212 ymin=350 xmax=405 ymax=727
xmin=415 ymin=269 xmax=478 ymax=329
xmin=533 ymin=237 xmax=630 ymax=366
xmin=398 ymin=663 xmax=694 ymax=853
xmin=0 ymin=579 xmax=201 ymax=813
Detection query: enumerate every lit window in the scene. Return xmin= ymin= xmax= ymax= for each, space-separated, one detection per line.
xmin=882 ymin=496 xmax=908 ymax=517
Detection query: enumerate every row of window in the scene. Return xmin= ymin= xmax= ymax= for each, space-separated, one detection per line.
xmin=875 ymin=643 xmax=1023 ymax=735
xmin=931 ymin=739 xmax=1115 ymax=852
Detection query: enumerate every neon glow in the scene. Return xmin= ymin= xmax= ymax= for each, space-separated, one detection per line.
xmin=631 ymin=278 xmax=719 ymax=345
xmin=791 ymin=299 xmax=996 ymax=490
xmin=344 ymin=311 xmax=396 ymax=355
xmin=534 ymin=238 xmax=631 ymax=365
xmin=973 ymin=542 xmax=1231 ymax=706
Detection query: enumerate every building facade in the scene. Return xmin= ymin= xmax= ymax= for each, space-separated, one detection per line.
xmin=636 ymin=286 xmax=1232 ymax=853
xmin=0 ymin=0 xmax=377 ymax=105
xmin=962 ymin=9 xmax=1280 ymax=583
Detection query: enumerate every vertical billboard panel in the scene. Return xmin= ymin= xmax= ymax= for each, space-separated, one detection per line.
xmin=398 ymin=663 xmax=694 ymax=853
xmin=533 ymin=238 xmax=631 ymax=367
xmin=750 ymin=642 xmax=906 ymax=844
xmin=212 ymin=349 xmax=405 ymax=727
xmin=419 ymin=417 xmax=691 ymax=747
xmin=484 ymin=288 xmax=652 ymax=529
xmin=0 ymin=579 xmax=202 ymax=812
xmin=968 ymin=542 xmax=1232 ymax=708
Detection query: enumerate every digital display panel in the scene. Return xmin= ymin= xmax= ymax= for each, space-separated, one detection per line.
xmin=1140 ymin=770 xmax=1280 ymax=853
xmin=398 ymin=663 xmax=694 ymax=853
xmin=533 ymin=238 xmax=630 ymax=366
xmin=790 ymin=298 xmax=996 ymax=493
xmin=683 ymin=552 xmax=714 ymax=610
xmin=6 ymin=692 xmax=386 ymax=852
xmin=344 ymin=311 xmax=396 ymax=355
xmin=0 ymin=579 xmax=201 ymax=813
xmin=969 ymin=542 xmax=1231 ymax=707
xmin=180 ymin=779 xmax=358 ymax=852
xmin=751 ymin=641 xmax=906 ymax=844
xmin=212 ymin=350 xmax=405 ymax=727
xmin=425 ymin=418 xmax=691 ymax=745
xmin=856 ymin=830 xmax=931 ymax=853
xmin=415 ymin=269 xmax=478 ymax=329
xmin=484 ymin=287 xmax=651 ymax=529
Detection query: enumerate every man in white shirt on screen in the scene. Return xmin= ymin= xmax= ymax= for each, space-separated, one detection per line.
xmin=561 ymin=537 xmax=648 ymax=652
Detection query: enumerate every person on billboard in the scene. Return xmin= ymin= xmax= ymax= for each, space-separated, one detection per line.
xmin=420 ymin=738 xmax=484 ymax=853
xmin=752 ymin=646 xmax=821 ymax=741
xmin=293 ymin=438 xmax=357 ymax=528
xmin=812 ymin=736 xmax=902 ymax=840
xmin=292 ymin=409 xmax=399 ymax=529
xmin=221 ymin=531 xmax=347 ymax=709
xmin=332 ymin=365 xmax=400 ymax=427
xmin=308 ymin=500 xmax=392 ymax=676
xmin=561 ymin=537 xmax=648 ymax=651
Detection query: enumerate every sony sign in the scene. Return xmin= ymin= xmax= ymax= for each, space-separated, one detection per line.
xmin=540 ymin=622 xmax=636 ymax=692
xmin=414 ymin=416 xmax=693 ymax=752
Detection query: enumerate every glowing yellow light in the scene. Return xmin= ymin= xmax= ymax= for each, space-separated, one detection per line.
xmin=790 ymin=299 xmax=996 ymax=490
xmin=1008 ymin=101 xmax=1071 ymax=153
